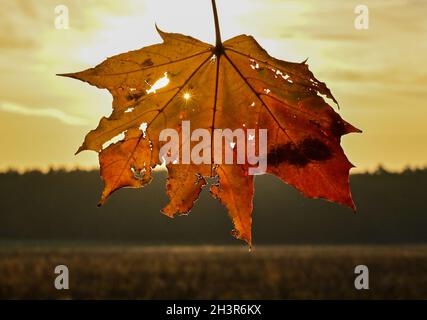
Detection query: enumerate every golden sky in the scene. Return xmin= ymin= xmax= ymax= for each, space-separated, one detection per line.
xmin=0 ymin=0 xmax=426 ymax=172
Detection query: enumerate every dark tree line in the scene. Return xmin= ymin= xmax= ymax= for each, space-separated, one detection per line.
xmin=0 ymin=168 xmax=426 ymax=244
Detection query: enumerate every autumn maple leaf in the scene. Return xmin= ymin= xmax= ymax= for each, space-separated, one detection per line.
xmin=59 ymin=0 xmax=360 ymax=245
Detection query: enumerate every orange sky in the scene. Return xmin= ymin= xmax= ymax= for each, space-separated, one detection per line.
xmin=0 ymin=0 xmax=426 ymax=172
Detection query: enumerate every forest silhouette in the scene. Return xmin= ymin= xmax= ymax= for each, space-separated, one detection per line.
xmin=0 ymin=167 xmax=426 ymax=244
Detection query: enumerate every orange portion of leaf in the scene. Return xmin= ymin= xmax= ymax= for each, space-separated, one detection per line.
xmin=162 ymin=164 xmax=207 ymax=218
xmin=98 ymin=128 xmax=152 ymax=206
xmin=210 ymin=165 xmax=254 ymax=245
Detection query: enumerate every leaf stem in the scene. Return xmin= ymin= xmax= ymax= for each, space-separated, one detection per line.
xmin=211 ymin=0 xmax=223 ymax=54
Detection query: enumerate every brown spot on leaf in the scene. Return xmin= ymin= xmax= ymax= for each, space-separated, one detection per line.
xmin=268 ymin=138 xmax=332 ymax=167
xmin=141 ymin=58 xmax=154 ymax=67
xmin=302 ymin=138 xmax=332 ymax=160
xmin=126 ymin=90 xmax=145 ymax=101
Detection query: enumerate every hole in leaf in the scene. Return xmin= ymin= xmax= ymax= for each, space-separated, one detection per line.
xmin=249 ymin=59 xmax=260 ymax=70
xmin=131 ymin=166 xmax=146 ymax=181
xmin=139 ymin=122 xmax=148 ymax=138
xmin=102 ymin=131 xmax=126 ymax=150
xmin=146 ymin=72 xmax=170 ymax=94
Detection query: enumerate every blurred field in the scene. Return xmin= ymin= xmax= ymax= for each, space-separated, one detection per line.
xmin=0 ymin=245 xmax=426 ymax=299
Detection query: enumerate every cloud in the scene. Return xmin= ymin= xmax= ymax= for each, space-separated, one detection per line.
xmin=0 ymin=102 xmax=88 ymax=126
